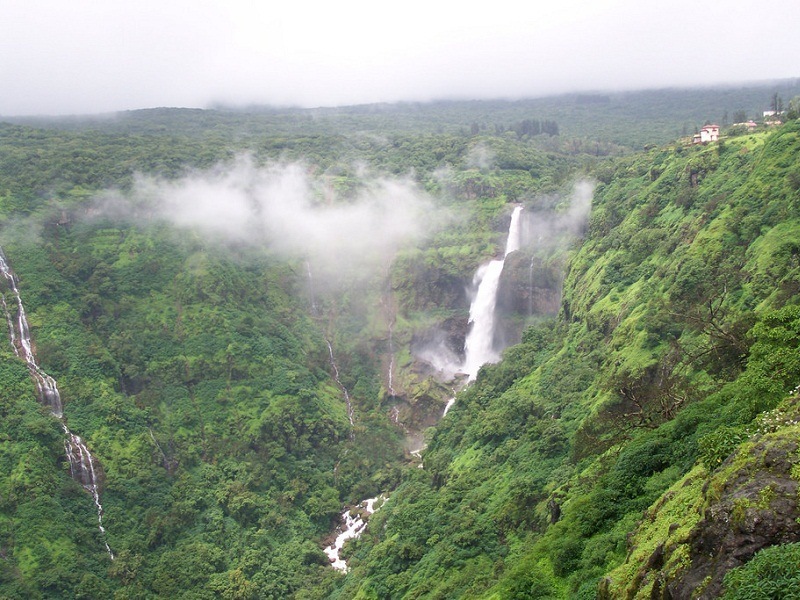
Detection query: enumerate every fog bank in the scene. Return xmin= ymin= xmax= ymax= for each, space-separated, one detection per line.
xmin=109 ymin=157 xmax=442 ymax=278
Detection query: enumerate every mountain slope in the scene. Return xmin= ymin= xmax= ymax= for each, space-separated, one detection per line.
xmin=0 ymin=92 xmax=798 ymax=599
xmin=337 ymin=121 xmax=800 ymax=598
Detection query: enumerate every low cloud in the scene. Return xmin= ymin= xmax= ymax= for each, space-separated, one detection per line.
xmin=465 ymin=144 xmax=495 ymax=171
xmin=102 ymin=156 xmax=443 ymax=280
xmin=521 ymin=178 xmax=594 ymax=246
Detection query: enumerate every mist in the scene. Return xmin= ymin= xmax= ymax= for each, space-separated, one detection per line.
xmin=103 ymin=156 xmax=442 ymax=280
xmin=520 ymin=179 xmax=595 ymax=246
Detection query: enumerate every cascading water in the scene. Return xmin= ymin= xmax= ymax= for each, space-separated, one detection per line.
xmin=462 ymin=205 xmax=523 ymax=381
xmin=64 ymin=426 xmax=114 ymax=558
xmin=306 ymin=259 xmax=379 ymax=562
xmin=305 ymin=261 xmax=355 ymax=433
xmin=387 ymin=318 xmax=396 ymax=398
xmin=324 ymin=495 xmax=385 ymax=572
xmin=0 ymin=248 xmax=114 ymax=559
xmin=327 ymin=340 xmax=355 ymax=432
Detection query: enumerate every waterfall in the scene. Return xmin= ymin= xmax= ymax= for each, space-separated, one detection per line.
xmin=64 ymin=426 xmax=114 ymax=558
xmin=462 ymin=206 xmax=523 ymax=380
xmin=307 ymin=261 xmax=355 ymax=434
xmin=0 ymin=261 xmax=64 ymax=417
xmin=0 ymin=248 xmax=114 ymax=560
xmin=387 ymin=319 xmax=396 ymax=398
xmin=305 ymin=260 xmax=319 ymax=316
xmin=327 ymin=340 xmax=355 ymax=432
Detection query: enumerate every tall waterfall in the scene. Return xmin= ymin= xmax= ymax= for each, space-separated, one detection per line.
xmin=0 ymin=248 xmax=114 ymax=559
xmin=462 ymin=206 xmax=523 ymax=380
xmin=305 ymin=260 xmax=319 ymax=316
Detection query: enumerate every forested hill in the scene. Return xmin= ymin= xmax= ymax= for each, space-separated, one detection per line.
xmin=0 ymin=86 xmax=799 ymax=599
xmin=336 ymin=120 xmax=800 ymax=598
xmin=6 ymin=78 xmax=800 ymax=149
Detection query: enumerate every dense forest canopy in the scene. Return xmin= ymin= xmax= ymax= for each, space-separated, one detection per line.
xmin=1 ymin=81 xmax=800 ymax=599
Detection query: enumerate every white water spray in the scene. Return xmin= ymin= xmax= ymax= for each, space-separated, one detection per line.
xmin=324 ymin=496 xmax=385 ymax=572
xmin=462 ymin=206 xmax=523 ymax=380
xmin=0 ymin=248 xmax=114 ymax=560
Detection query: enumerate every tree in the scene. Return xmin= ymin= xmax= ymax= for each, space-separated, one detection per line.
xmin=786 ymin=96 xmax=800 ymax=120
xmin=771 ymin=92 xmax=784 ymax=115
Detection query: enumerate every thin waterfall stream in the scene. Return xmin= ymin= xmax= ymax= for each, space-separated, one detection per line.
xmin=327 ymin=339 xmax=355 ymax=432
xmin=305 ymin=260 xmax=355 ymax=433
xmin=387 ymin=318 xmax=397 ymax=398
xmin=306 ymin=259 xmax=375 ymax=567
xmin=0 ymin=248 xmax=114 ymax=560
xmin=305 ymin=260 xmax=319 ymax=316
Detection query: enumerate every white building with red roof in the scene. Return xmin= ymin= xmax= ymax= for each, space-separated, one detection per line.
xmin=692 ymin=124 xmax=720 ymax=144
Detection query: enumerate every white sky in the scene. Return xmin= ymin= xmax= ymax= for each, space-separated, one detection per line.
xmin=2 ymin=0 xmax=798 ymax=116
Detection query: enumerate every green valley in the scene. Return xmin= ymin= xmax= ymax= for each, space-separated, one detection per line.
xmin=1 ymin=82 xmax=800 ymax=599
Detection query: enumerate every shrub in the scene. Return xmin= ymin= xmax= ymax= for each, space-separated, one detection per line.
xmin=697 ymin=426 xmax=748 ymax=469
xmin=722 ymin=542 xmax=800 ymax=599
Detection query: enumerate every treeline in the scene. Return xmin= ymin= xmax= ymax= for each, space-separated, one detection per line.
xmin=7 ymin=79 xmax=800 ymax=149
xmin=466 ymin=118 xmax=559 ymax=137
xmin=510 ymin=118 xmax=559 ymax=137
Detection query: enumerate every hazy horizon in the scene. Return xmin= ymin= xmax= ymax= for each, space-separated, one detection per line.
xmin=3 ymin=0 xmax=799 ymax=118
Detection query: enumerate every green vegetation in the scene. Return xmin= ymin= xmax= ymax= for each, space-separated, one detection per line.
xmin=1 ymin=83 xmax=799 ymax=598
xmin=722 ymin=542 xmax=800 ymax=599
xmin=338 ymin=119 xmax=800 ymax=598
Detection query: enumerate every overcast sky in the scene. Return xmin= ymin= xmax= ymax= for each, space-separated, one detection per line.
xmin=2 ymin=0 xmax=798 ymax=116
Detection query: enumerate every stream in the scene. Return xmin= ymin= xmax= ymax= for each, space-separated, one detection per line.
xmin=324 ymin=496 xmax=385 ymax=572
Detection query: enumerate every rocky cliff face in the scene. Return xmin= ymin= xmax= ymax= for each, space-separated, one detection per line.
xmin=494 ymin=250 xmax=563 ymax=348
xmin=603 ymin=399 xmax=800 ymax=599
xmin=409 ymin=316 xmax=469 ymax=368
xmin=497 ymin=252 xmax=563 ymax=316
xmin=665 ymin=430 xmax=800 ymax=599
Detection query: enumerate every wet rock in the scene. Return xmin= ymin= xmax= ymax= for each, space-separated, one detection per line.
xmin=410 ymin=316 xmax=469 ymax=366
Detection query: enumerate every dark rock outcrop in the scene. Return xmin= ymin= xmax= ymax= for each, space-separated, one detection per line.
xmin=665 ymin=433 xmax=800 ymax=599
xmin=410 ymin=316 xmax=469 ymax=367
xmin=494 ymin=251 xmax=563 ymax=349
xmin=496 ymin=252 xmax=563 ymax=318
xmin=609 ymin=425 xmax=800 ymax=600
